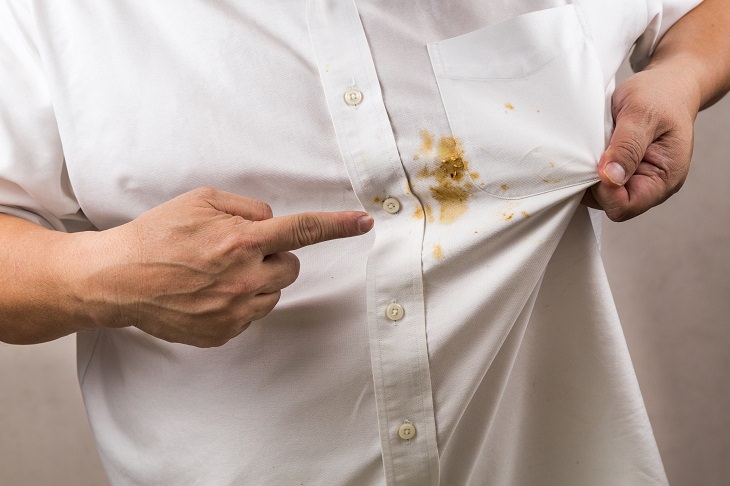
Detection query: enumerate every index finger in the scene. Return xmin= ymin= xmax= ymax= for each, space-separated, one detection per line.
xmin=253 ymin=210 xmax=374 ymax=255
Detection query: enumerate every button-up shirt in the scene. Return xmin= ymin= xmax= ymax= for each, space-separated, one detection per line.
xmin=0 ymin=1 xmax=700 ymax=484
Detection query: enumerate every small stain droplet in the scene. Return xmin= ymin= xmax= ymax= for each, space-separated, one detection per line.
xmin=433 ymin=244 xmax=444 ymax=261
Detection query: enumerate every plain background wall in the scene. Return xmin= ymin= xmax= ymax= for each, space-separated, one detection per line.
xmin=601 ymin=87 xmax=730 ymax=483
xmin=1 ymin=78 xmax=729 ymax=485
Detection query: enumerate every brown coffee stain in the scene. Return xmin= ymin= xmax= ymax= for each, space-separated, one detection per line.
xmin=500 ymin=210 xmax=530 ymax=222
xmin=432 ymin=244 xmax=444 ymax=261
xmin=541 ymin=161 xmax=563 ymax=184
xmin=504 ymin=102 xmax=515 ymax=111
xmin=419 ymin=129 xmax=434 ymax=154
xmin=424 ymin=203 xmax=434 ymax=223
xmin=541 ymin=175 xmax=563 ymax=184
xmin=413 ymin=204 xmax=435 ymax=223
xmin=415 ymin=133 xmax=476 ymax=224
xmin=497 ymin=202 xmax=530 ymax=223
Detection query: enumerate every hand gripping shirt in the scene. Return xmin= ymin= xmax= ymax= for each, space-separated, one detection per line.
xmin=0 ymin=1 xmax=700 ymax=484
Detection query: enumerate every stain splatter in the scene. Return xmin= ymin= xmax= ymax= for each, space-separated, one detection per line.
xmin=540 ymin=161 xmax=563 ymax=184
xmin=497 ymin=202 xmax=530 ymax=223
xmin=419 ymin=129 xmax=434 ymax=154
xmin=432 ymin=244 xmax=444 ymax=261
xmin=412 ymin=204 xmax=435 ymax=223
xmin=415 ymin=133 xmax=476 ymax=224
xmin=504 ymin=102 xmax=515 ymax=111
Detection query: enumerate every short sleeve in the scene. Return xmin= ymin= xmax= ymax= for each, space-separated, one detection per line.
xmin=630 ymin=0 xmax=703 ymax=71
xmin=0 ymin=0 xmax=87 ymax=231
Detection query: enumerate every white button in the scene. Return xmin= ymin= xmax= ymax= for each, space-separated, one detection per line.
xmin=344 ymin=88 xmax=363 ymax=106
xmin=382 ymin=197 xmax=401 ymax=214
xmin=385 ymin=303 xmax=405 ymax=321
xmin=398 ymin=421 xmax=416 ymax=440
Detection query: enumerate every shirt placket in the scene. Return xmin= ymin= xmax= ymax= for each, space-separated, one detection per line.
xmin=306 ymin=1 xmax=439 ymax=485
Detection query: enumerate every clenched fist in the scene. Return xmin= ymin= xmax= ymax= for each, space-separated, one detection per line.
xmin=583 ymin=66 xmax=698 ymax=221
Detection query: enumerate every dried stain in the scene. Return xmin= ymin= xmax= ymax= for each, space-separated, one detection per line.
xmin=413 ymin=204 xmax=435 ymax=223
xmin=419 ymin=129 xmax=434 ymax=154
xmin=432 ymin=244 xmax=444 ymax=261
xmin=415 ymin=132 xmax=476 ymax=224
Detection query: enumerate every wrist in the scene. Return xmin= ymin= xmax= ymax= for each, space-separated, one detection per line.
xmin=642 ymin=57 xmax=703 ymax=117
xmin=0 ymin=215 xmax=115 ymax=343
xmin=54 ymin=228 xmax=138 ymax=332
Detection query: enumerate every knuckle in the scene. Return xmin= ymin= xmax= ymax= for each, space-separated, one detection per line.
xmin=281 ymin=260 xmax=300 ymax=289
xmin=605 ymin=209 xmax=632 ymax=223
xmin=249 ymin=292 xmax=281 ymax=321
xmin=292 ymin=214 xmax=326 ymax=246
xmin=281 ymin=252 xmax=301 ymax=281
xmin=258 ymin=201 xmax=274 ymax=220
xmin=191 ymin=186 xmax=218 ymax=200
xmin=291 ymin=254 xmax=301 ymax=280
xmin=232 ymin=232 xmax=261 ymax=254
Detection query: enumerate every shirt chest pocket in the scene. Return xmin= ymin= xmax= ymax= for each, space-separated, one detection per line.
xmin=427 ymin=5 xmax=606 ymax=199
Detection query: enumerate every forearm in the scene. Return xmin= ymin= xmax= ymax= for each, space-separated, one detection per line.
xmin=0 ymin=214 xmax=107 ymax=343
xmin=647 ymin=0 xmax=730 ymax=111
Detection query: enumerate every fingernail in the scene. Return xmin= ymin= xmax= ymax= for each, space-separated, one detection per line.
xmin=357 ymin=214 xmax=374 ymax=234
xmin=604 ymin=162 xmax=626 ymax=186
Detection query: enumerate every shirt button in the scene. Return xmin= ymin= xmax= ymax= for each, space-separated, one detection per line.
xmin=343 ymin=87 xmax=364 ymax=106
xmin=382 ymin=197 xmax=401 ymax=214
xmin=398 ymin=421 xmax=416 ymax=440
xmin=385 ymin=303 xmax=405 ymax=321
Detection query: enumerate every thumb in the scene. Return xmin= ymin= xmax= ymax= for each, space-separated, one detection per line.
xmin=599 ymin=110 xmax=657 ymax=187
xmin=255 ymin=211 xmax=374 ymax=255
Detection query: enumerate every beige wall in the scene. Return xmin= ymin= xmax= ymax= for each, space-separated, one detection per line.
xmin=1 ymin=93 xmax=728 ymax=486
xmin=0 ymin=338 xmax=108 ymax=485
xmin=601 ymin=95 xmax=730 ymax=485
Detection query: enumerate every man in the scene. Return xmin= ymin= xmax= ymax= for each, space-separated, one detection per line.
xmin=1 ymin=0 xmax=728 ymax=484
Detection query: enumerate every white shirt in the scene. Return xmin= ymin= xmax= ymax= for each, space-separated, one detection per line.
xmin=0 ymin=1 xmax=700 ymax=484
